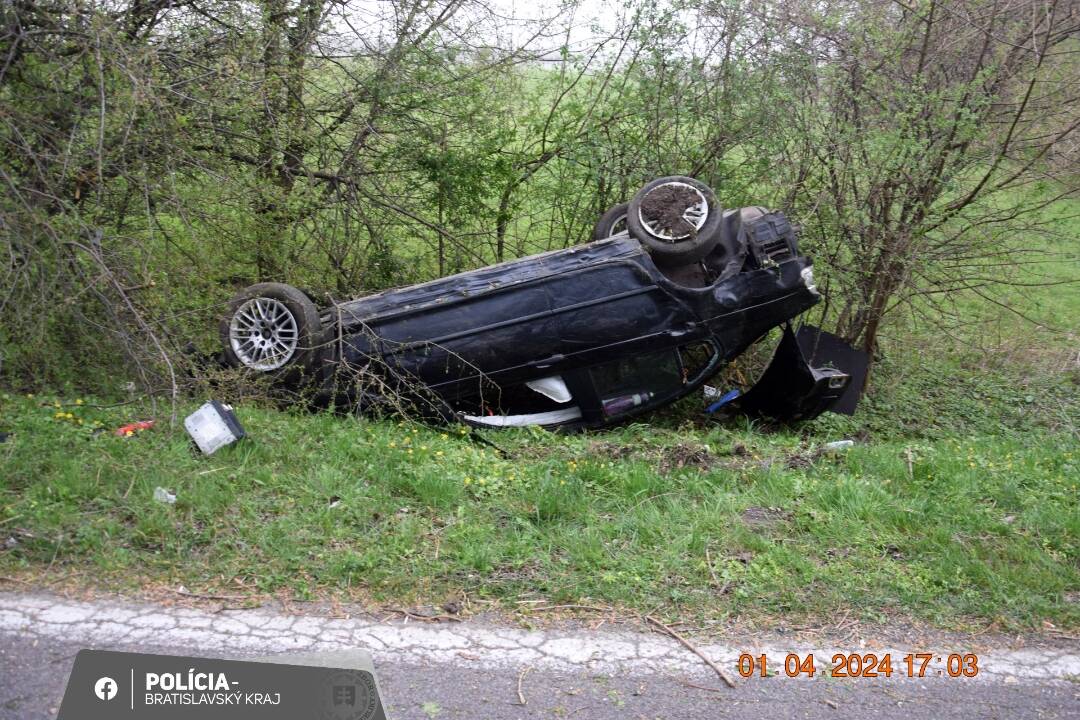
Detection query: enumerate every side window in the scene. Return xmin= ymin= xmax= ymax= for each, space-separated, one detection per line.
xmin=590 ymin=350 xmax=683 ymax=417
xmin=588 ymin=342 xmax=721 ymax=418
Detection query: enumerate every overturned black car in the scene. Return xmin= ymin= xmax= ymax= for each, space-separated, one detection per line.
xmin=219 ymin=176 xmax=863 ymax=430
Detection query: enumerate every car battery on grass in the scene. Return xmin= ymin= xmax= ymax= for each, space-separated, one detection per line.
xmin=184 ymin=400 xmax=245 ymax=455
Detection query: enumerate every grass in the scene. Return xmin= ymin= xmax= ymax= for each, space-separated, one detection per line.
xmin=2 ymin=198 xmax=1076 ymax=633
xmin=1 ymin=359 xmax=1077 ymax=630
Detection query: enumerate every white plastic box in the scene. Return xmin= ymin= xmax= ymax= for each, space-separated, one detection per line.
xmin=183 ymin=400 xmax=245 ymax=455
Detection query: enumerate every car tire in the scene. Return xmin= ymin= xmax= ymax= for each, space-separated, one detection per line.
xmin=593 ymin=202 xmax=630 ymax=240
xmin=220 ymin=282 xmax=323 ymax=376
xmin=626 ymin=176 xmax=723 ymax=265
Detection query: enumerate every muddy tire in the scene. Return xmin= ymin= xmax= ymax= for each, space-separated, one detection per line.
xmin=220 ymin=282 xmax=322 ymax=376
xmin=627 ymin=176 xmax=723 ymax=265
xmin=592 ymin=202 xmax=630 ymax=240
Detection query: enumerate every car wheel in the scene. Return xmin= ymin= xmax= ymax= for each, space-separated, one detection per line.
xmin=626 ymin=176 xmax=723 ymax=265
xmin=592 ymin=202 xmax=630 ymax=240
xmin=220 ymin=282 xmax=322 ymax=375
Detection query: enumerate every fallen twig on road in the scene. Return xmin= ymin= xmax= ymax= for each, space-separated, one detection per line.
xmin=387 ymin=607 xmax=462 ymax=623
xmin=532 ymin=604 xmax=609 ymax=613
xmin=513 ymin=666 xmax=531 ymax=705
xmin=645 ymin=614 xmax=736 ymax=689
xmin=171 ymin=588 xmax=257 ymax=602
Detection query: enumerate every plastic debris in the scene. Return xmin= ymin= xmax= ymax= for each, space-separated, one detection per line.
xmin=184 ymin=400 xmax=245 ymax=455
xmin=705 ymin=388 xmax=741 ymax=414
xmin=115 ymin=420 xmax=154 ymax=437
xmin=823 ymin=439 xmax=855 ymax=452
xmin=153 ymin=487 xmax=177 ymax=504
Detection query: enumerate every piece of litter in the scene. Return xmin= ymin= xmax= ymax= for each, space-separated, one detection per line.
xmin=115 ymin=420 xmax=154 ymax=437
xmin=184 ymin=400 xmax=245 ymax=455
xmin=153 ymin=487 xmax=177 ymax=504
xmin=823 ymin=439 xmax=854 ymax=452
xmin=705 ymin=388 xmax=741 ymax=414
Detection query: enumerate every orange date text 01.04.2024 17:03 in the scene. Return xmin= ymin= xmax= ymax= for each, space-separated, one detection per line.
xmin=736 ymin=653 xmax=980 ymax=679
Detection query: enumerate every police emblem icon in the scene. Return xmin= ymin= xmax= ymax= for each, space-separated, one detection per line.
xmin=320 ymin=670 xmax=380 ymax=720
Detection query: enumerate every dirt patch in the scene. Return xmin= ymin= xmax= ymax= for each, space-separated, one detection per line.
xmin=587 ymin=441 xmax=637 ymax=461
xmin=657 ymin=443 xmax=715 ymax=473
xmin=784 ymin=451 xmax=816 ymax=469
xmin=639 ymin=184 xmax=701 ymax=239
xmin=586 ymin=440 xmax=764 ymax=474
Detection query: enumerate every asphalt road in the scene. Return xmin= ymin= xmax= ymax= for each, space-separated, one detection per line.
xmin=1 ymin=593 xmax=1078 ymax=719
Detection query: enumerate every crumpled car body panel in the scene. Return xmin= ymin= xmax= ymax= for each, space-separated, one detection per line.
xmin=734 ymin=324 xmax=869 ymax=423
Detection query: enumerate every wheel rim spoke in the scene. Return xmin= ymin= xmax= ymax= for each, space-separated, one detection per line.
xmin=229 ymin=297 xmax=300 ymax=371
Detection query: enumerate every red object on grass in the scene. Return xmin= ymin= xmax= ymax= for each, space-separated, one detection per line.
xmin=114 ymin=420 xmax=155 ymax=436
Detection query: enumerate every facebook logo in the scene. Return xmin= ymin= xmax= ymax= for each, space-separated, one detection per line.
xmin=93 ymin=677 xmax=118 ymax=701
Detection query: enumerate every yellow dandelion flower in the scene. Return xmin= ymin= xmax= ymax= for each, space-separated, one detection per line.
xmin=420 ymin=446 xmax=427 ymax=451
xmin=389 ymin=441 xmax=397 ymax=448
xmin=406 ymin=449 xmax=413 ymax=455
xmin=435 ymin=451 xmax=444 ymax=457
xmin=441 ymin=434 xmax=449 ymax=440
xmin=125 ymin=430 xmax=134 ymax=437
xmin=75 ymin=399 xmax=84 ymax=405
xmin=463 ymin=477 xmax=472 ymax=485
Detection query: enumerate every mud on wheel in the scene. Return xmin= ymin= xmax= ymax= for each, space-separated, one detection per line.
xmin=626 ymin=176 xmax=723 ymax=265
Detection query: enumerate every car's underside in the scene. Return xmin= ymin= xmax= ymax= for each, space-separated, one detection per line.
xmin=218 ymin=177 xmax=866 ymax=429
